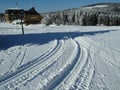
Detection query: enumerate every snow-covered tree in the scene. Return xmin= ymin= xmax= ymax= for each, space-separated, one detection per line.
xmin=41 ymin=9 xmax=120 ymax=26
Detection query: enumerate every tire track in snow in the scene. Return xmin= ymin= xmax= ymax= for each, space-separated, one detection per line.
xmin=34 ymin=39 xmax=74 ymax=90
xmin=55 ymin=41 xmax=87 ymax=90
xmin=72 ymin=54 xmax=95 ymax=90
xmin=0 ymin=40 xmax=65 ymax=89
xmin=0 ymin=46 xmax=27 ymax=78
xmin=68 ymin=39 xmax=95 ymax=90
xmin=31 ymin=39 xmax=70 ymax=90
xmin=19 ymin=46 xmax=27 ymax=66
xmin=38 ymin=39 xmax=94 ymax=90
xmin=0 ymin=40 xmax=59 ymax=83
xmin=7 ymin=46 xmax=27 ymax=73
xmin=53 ymin=39 xmax=94 ymax=90
xmin=39 ymin=39 xmax=82 ymax=90
xmin=82 ymin=38 xmax=109 ymax=90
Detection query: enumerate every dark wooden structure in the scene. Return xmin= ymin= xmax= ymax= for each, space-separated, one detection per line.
xmin=5 ymin=8 xmax=24 ymax=23
xmin=4 ymin=7 xmax=43 ymax=25
xmin=24 ymin=7 xmax=43 ymax=25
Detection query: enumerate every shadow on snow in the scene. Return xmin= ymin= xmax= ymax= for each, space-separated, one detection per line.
xmin=0 ymin=30 xmax=116 ymax=50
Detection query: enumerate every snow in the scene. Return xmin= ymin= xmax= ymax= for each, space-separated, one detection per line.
xmin=84 ymin=5 xmax=108 ymax=9
xmin=0 ymin=22 xmax=120 ymax=90
xmin=93 ymin=5 xmax=108 ymax=8
xmin=12 ymin=19 xmax=22 ymax=25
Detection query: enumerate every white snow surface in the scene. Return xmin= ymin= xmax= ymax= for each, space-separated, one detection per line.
xmin=93 ymin=5 xmax=108 ymax=8
xmin=84 ymin=5 xmax=108 ymax=9
xmin=0 ymin=23 xmax=120 ymax=90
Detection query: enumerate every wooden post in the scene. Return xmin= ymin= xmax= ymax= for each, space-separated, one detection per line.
xmin=20 ymin=10 xmax=24 ymax=35
xmin=21 ymin=18 xmax=24 ymax=35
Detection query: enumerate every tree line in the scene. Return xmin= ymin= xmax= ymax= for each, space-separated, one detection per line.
xmin=42 ymin=10 xmax=120 ymax=26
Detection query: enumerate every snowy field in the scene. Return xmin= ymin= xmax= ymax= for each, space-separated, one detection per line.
xmin=0 ymin=23 xmax=120 ymax=90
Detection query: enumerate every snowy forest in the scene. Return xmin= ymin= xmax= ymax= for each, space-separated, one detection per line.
xmin=42 ymin=3 xmax=120 ymax=26
xmin=42 ymin=10 xmax=120 ymax=26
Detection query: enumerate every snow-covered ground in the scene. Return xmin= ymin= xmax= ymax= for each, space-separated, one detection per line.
xmin=0 ymin=23 xmax=120 ymax=90
xmin=84 ymin=5 xmax=108 ymax=9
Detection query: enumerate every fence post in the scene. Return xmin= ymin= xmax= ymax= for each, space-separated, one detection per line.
xmin=20 ymin=10 xmax=24 ymax=35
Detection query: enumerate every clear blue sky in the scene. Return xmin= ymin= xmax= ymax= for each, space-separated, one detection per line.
xmin=0 ymin=0 xmax=120 ymax=13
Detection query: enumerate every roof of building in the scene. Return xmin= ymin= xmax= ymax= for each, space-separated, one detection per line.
xmin=24 ymin=7 xmax=40 ymax=15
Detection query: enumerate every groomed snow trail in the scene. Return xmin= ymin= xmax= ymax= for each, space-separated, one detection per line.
xmin=0 ymin=24 xmax=120 ymax=90
xmin=0 ymin=40 xmax=62 ymax=89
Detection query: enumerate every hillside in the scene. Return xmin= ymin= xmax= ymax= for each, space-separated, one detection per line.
xmin=82 ymin=3 xmax=120 ymax=13
xmin=41 ymin=3 xmax=120 ymax=26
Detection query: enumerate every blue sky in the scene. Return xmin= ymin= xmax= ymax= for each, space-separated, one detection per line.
xmin=0 ymin=0 xmax=120 ymax=13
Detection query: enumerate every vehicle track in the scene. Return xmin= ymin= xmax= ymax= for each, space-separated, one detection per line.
xmin=37 ymin=38 xmax=95 ymax=90
xmin=37 ymin=39 xmax=75 ymax=90
xmin=0 ymin=39 xmax=65 ymax=90
xmin=17 ymin=38 xmax=76 ymax=90
xmin=52 ymin=40 xmax=80 ymax=90
xmin=7 ymin=46 xmax=27 ymax=73
xmin=66 ymin=39 xmax=95 ymax=90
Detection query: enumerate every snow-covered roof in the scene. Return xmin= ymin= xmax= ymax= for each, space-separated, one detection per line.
xmin=6 ymin=8 xmax=23 ymax=10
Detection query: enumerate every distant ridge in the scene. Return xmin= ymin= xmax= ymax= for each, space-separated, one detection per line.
xmin=81 ymin=2 xmax=120 ymax=13
xmin=83 ymin=2 xmax=120 ymax=7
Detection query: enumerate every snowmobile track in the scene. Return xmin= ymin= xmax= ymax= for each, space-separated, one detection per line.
xmin=34 ymin=39 xmax=75 ymax=90
xmin=54 ymin=40 xmax=91 ymax=90
xmin=0 ymin=40 xmax=66 ymax=89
